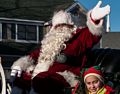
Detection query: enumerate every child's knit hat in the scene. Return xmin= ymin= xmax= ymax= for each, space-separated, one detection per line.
xmin=82 ymin=66 xmax=104 ymax=83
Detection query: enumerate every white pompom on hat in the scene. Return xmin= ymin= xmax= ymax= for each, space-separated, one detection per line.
xmin=52 ymin=10 xmax=74 ymax=27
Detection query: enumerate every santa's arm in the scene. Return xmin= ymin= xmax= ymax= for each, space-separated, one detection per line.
xmin=11 ymin=48 xmax=40 ymax=77
xmin=87 ymin=1 xmax=110 ymax=36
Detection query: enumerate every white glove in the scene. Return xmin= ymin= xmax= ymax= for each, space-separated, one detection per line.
xmin=10 ymin=66 xmax=22 ymax=77
xmin=91 ymin=1 xmax=110 ymax=21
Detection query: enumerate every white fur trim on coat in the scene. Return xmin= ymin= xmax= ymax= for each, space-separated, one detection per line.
xmin=86 ymin=10 xmax=104 ymax=36
xmin=26 ymin=65 xmax=36 ymax=74
xmin=11 ymin=55 xmax=34 ymax=71
xmin=57 ymin=70 xmax=79 ymax=87
xmin=32 ymin=62 xmax=52 ymax=78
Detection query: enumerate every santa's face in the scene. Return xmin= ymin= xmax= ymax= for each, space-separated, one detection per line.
xmin=85 ymin=75 xmax=103 ymax=94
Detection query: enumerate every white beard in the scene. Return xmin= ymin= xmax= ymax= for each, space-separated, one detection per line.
xmin=32 ymin=26 xmax=76 ymax=78
xmin=37 ymin=26 xmax=74 ymax=67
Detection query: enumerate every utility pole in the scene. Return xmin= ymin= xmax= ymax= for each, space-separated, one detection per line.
xmin=106 ymin=14 xmax=110 ymax=32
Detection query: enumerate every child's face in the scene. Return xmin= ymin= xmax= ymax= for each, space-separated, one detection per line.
xmin=85 ymin=75 xmax=103 ymax=94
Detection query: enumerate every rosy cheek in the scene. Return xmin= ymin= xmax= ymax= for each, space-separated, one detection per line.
xmin=94 ymin=82 xmax=101 ymax=89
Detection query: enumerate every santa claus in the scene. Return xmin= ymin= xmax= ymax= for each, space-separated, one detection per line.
xmin=10 ymin=1 xmax=110 ymax=94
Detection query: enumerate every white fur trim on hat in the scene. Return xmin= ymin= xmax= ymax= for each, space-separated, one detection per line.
xmin=52 ymin=10 xmax=74 ymax=26
xmin=84 ymin=73 xmax=104 ymax=83
xmin=86 ymin=10 xmax=104 ymax=36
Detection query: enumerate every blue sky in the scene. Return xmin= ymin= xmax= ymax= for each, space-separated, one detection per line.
xmin=77 ymin=0 xmax=120 ymax=32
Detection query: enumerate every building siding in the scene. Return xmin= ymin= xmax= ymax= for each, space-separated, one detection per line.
xmin=101 ymin=32 xmax=120 ymax=49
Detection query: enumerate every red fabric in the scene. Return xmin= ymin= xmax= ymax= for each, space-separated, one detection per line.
xmin=31 ymin=27 xmax=101 ymax=93
xmin=104 ymin=85 xmax=115 ymax=94
xmin=29 ymin=48 xmax=40 ymax=63
xmin=29 ymin=27 xmax=101 ymax=74
xmin=32 ymin=72 xmax=70 ymax=94
xmin=13 ymin=72 xmax=31 ymax=90
xmin=14 ymin=27 xmax=101 ymax=94
xmin=82 ymin=66 xmax=104 ymax=78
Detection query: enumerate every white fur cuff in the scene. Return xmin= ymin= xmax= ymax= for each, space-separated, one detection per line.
xmin=32 ymin=62 xmax=51 ymax=78
xmin=86 ymin=10 xmax=104 ymax=36
xmin=11 ymin=55 xmax=34 ymax=71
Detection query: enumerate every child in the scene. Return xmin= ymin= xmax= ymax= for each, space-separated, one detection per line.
xmin=82 ymin=66 xmax=115 ymax=94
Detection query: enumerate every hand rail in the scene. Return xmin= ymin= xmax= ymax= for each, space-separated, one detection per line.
xmin=0 ymin=57 xmax=6 ymax=94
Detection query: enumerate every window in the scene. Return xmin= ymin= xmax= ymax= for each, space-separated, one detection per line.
xmin=2 ymin=23 xmax=15 ymax=39
xmin=17 ymin=24 xmax=37 ymax=41
xmin=39 ymin=26 xmax=43 ymax=41
xmin=2 ymin=23 xmax=7 ymax=39
xmin=0 ymin=23 xmax=2 ymax=40
xmin=1 ymin=21 xmax=44 ymax=43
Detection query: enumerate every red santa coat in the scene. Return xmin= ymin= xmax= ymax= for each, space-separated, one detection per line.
xmin=12 ymin=27 xmax=101 ymax=94
xmin=11 ymin=11 xmax=104 ymax=94
xmin=30 ymin=27 xmax=101 ymax=75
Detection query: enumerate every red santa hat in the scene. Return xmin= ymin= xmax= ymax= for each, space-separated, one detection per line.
xmin=52 ymin=10 xmax=74 ymax=27
xmin=82 ymin=66 xmax=104 ymax=83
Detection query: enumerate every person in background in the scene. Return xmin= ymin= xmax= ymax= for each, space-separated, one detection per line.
xmin=10 ymin=1 xmax=110 ymax=94
xmin=82 ymin=66 xmax=115 ymax=94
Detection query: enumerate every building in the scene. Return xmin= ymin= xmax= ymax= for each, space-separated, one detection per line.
xmin=0 ymin=0 xmax=87 ymax=80
xmin=0 ymin=0 xmax=76 ymax=21
xmin=0 ymin=18 xmax=45 ymax=81
xmin=101 ymin=32 xmax=120 ymax=49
